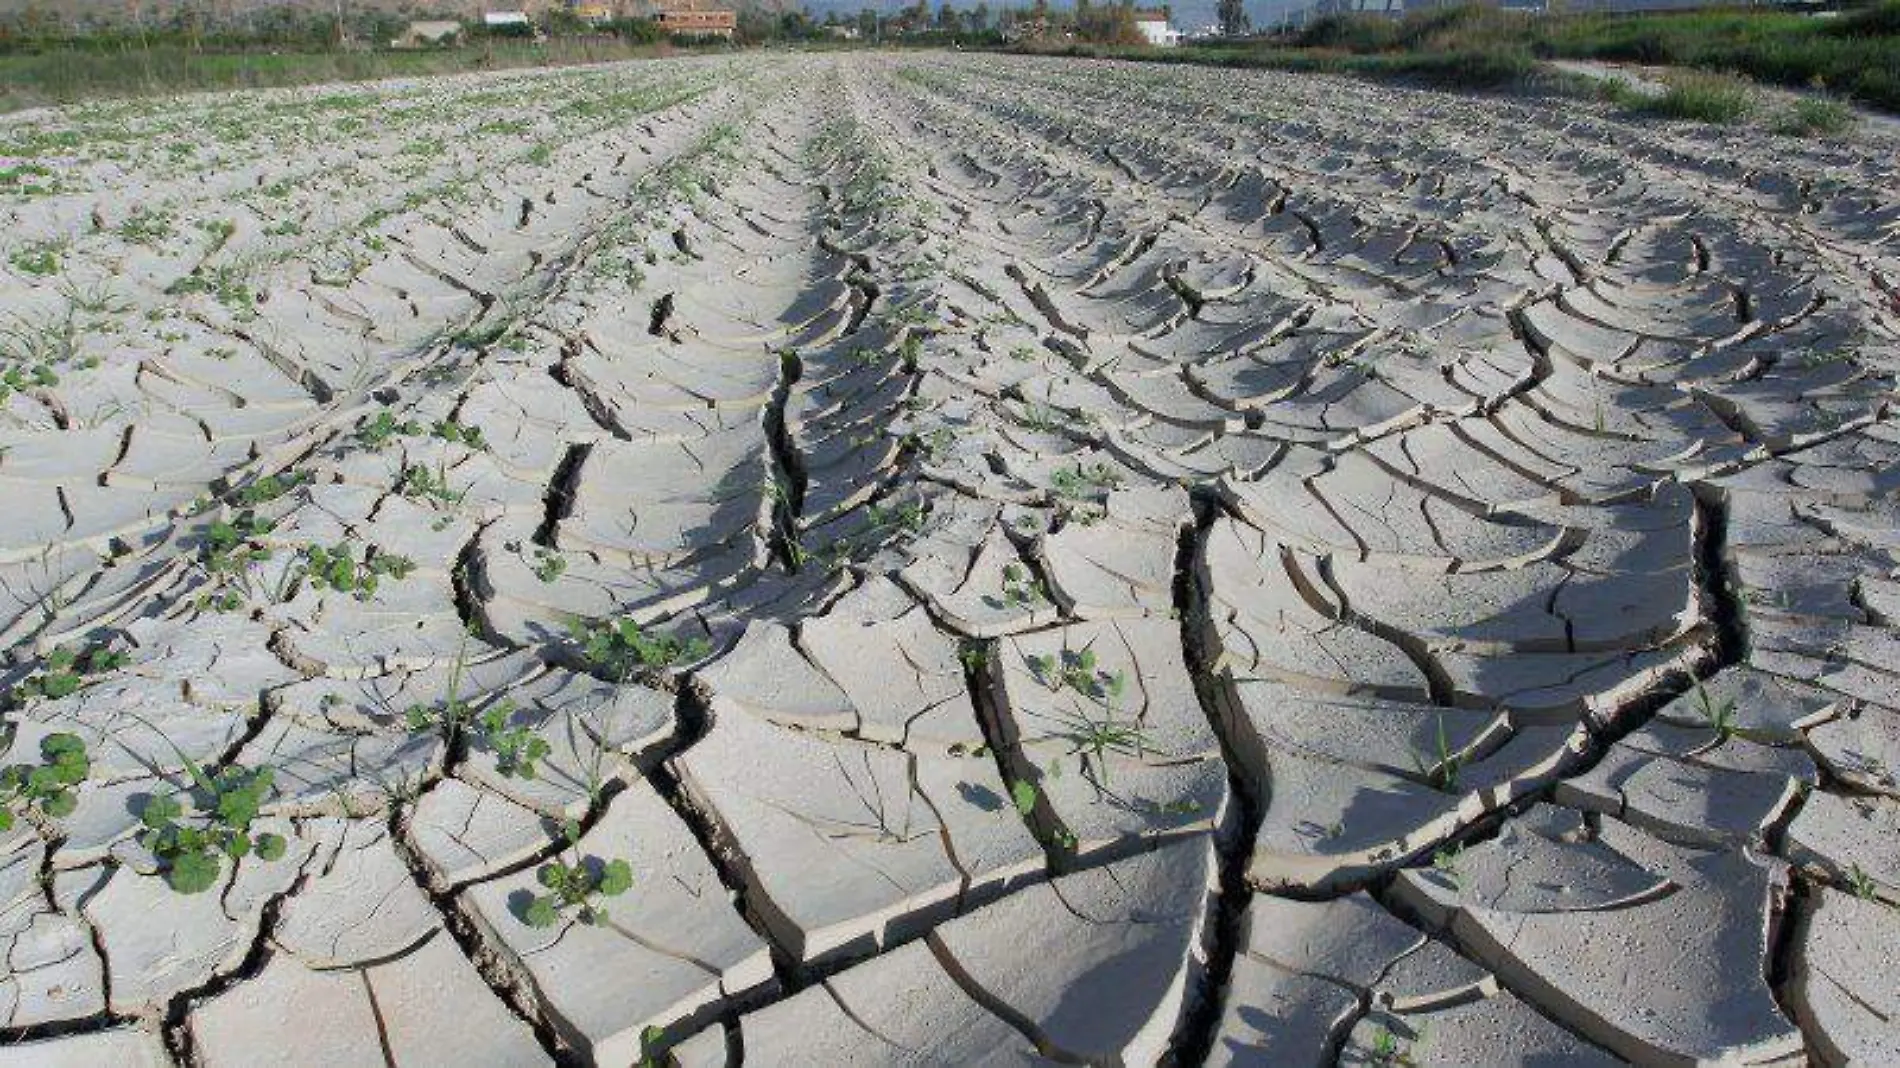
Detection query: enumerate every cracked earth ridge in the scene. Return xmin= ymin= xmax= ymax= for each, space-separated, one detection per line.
xmin=0 ymin=49 xmax=1895 ymax=1067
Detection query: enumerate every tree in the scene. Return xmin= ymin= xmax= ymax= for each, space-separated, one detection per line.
xmin=971 ymin=1 xmax=990 ymax=30
xmin=1217 ymin=0 xmax=1247 ymax=36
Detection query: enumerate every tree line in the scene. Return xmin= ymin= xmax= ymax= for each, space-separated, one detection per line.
xmin=0 ymin=0 xmax=1212 ymax=52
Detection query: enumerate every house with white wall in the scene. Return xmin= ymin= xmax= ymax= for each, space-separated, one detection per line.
xmin=1132 ymin=9 xmax=1182 ymax=46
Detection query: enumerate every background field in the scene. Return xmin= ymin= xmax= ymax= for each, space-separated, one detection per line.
xmin=1028 ymin=2 xmax=1900 ymax=111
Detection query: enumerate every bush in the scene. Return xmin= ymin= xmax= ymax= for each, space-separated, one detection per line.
xmin=1401 ymin=46 xmax=1536 ymax=88
xmin=1772 ymin=95 xmax=1854 ymax=136
xmin=1829 ymin=0 xmax=1900 ymax=38
xmin=1636 ymin=71 xmax=1754 ymax=122
xmin=1294 ymin=13 xmax=1401 ymax=52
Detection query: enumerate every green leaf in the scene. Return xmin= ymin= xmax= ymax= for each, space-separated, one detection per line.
xmin=216 ymin=788 xmax=259 ymax=828
xmin=1010 ymin=779 xmax=1038 ymax=816
xmin=40 ymin=733 xmax=84 ymax=758
xmin=0 ymin=809 xmax=13 ymax=832
xmin=40 ymin=673 xmax=80 ymax=699
xmin=140 ymin=795 xmax=183 ymax=829
xmin=598 ymin=859 xmax=633 ymax=897
xmin=41 ymin=791 xmax=76 ymax=818
xmin=166 ymin=851 xmax=222 ymax=894
xmin=255 ymin=833 xmax=287 ymax=861
xmin=523 ymin=896 xmax=558 ymax=928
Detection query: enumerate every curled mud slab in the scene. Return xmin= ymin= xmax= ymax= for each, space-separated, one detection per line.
xmin=0 ymin=51 xmax=1896 ymax=1065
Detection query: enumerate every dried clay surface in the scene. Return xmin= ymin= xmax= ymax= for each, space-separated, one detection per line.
xmin=0 ymin=50 xmax=1897 ymax=1066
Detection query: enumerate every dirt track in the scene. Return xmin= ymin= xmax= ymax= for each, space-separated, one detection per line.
xmin=1 ymin=51 xmax=1898 ymax=1065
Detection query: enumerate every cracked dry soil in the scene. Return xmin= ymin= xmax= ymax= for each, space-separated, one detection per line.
xmin=0 ymin=49 xmax=1897 ymax=1068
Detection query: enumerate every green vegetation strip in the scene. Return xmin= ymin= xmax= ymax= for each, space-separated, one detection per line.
xmin=1023 ymin=3 xmax=1900 ymax=114
xmin=0 ymin=38 xmax=712 ymax=114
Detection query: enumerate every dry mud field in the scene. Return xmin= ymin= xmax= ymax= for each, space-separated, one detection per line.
xmin=0 ymin=49 xmax=1897 ymax=1066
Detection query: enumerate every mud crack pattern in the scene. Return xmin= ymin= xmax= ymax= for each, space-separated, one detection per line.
xmin=0 ymin=51 xmax=1897 ymax=1066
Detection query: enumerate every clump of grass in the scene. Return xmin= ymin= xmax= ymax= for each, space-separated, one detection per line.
xmin=571 ymin=616 xmax=710 ymax=679
xmin=1634 ymin=71 xmax=1754 ymax=123
xmin=8 ymin=240 xmax=64 ymax=278
xmin=297 ymin=541 xmax=415 ymax=600
xmin=1772 ymin=96 xmax=1854 ymax=137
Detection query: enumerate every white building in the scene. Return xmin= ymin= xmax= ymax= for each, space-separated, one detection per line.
xmin=1133 ymin=10 xmax=1182 ymax=46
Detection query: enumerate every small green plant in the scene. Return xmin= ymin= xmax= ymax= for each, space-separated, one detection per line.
xmin=356 ymin=409 xmax=422 ymax=449
xmin=997 ymin=562 xmax=1047 ymax=609
xmin=59 ymin=277 xmax=133 ymax=315
xmin=397 ymin=462 xmax=465 ymax=509
xmin=0 ymin=734 xmax=90 ymax=829
xmin=298 ymin=542 xmax=415 ymax=600
xmin=165 ymin=264 xmax=257 ymax=318
xmin=138 ymin=758 xmax=286 ymax=895
xmin=1414 ymin=715 xmax=1464 ymax=791
xmin=957 ymin=640 xmax=990 ymax=673
xmin=403 ymin=635 xmax=550 ymax=780
xmin=431 ymin=418 xmax=487 ymax=450
xmin=572 ymin=616 xmax=710 ymax=678
xmin=115 ymin=207 xmax=175 ymax=245
xmin=865 ymin=500 xmax=924 ymax=535
xmin=196 ymin=218 xmax=237 ymax=253
xmin=451 ymin=319 xmax=514 ymax=350
xmin=1026 ymin=645 xmax=1128 ymax=705
xmin=234 ymin=470 xmax=310 ymax=506
xmin=481 ymin=704 xmax=552 ymax=780
xmin=523 ymin=823 xmax=633 ymax=928
xmin=1018 ymin=401 xmax=1073 ymax=434
xmin=0 ymin=163 xmax=57 ymax=196
xmin=197 ymin=509 xmax=276 ymax=609
xmin=1049 ymin=461 xmax=1123 ymax=499
xmin=1693 ymin=682 xmax=1740 ymax=741
xmin=905 ymin=426 xmax=954 ymax=463
xmin=636 ymin=1025 xmax=668 ymax=1068
xmin=1049 ymin=704 xmax=1150 ymax=789
xmin=0 ymin=359 xmax=59 ymax=402
xmin=1432 ymin=843 xmax=1465 ymax=890
xmin=1365 ymin=1025 xmax=1417 ymax=1066
xmin=8 ymin=239 xmax=64 ymax=278
xmin=531 ymin=548 xmax=567 ymax=584
xmin=1846 ymin=863 xmax=1880 ymax=901
xmin=407 ymin=683 xmax=548 ymax=781
xmin=8 ymin=643 xmax=127 ymax=704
